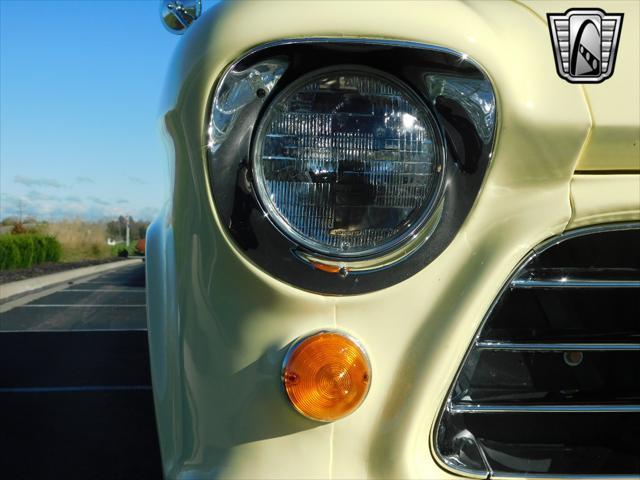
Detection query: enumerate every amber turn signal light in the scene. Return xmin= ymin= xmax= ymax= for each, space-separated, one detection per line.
xmin=282 ymin=331 xmax=371 ymax=422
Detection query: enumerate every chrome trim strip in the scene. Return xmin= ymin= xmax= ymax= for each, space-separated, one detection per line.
xmin=227 ymin=37 xmax=489 ymax=74
xmin=533 ymin=222 xmax=640 ymax=255
xmin=437 ymin=461 xmax=640 ymax=480
xmin=476 ymin=341 xmax=640 ymax=351
xmin=492 ymin=475 xmax=640 ymax=479
xmin=511 ymin=278 xmax=640 ymax=288
xmin=449 ymin=403 xmax=640 ymax=413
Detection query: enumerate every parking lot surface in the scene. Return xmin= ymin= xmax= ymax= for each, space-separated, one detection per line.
xmin=0 ymin=263 xmax=163 ymax=479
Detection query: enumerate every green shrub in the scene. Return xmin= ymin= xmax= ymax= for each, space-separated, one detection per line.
xmin=0 ymin=234 xmax=61 ymax=271
xmin=0 ymin=237 xmax=21 ymax=270
xmin=44 ymin=236 xmax=61 ymax=263
xmin=110 ymin=242 xmax=135 ymax=257
xmin=17 ymin=235 xmax=34 ymax=268
xmin=32 ymin=236 xmax=47 ymax=264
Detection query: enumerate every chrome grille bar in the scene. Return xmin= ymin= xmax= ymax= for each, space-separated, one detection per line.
xmin=475 ymin=341 xmax=640 ymax=351
xmin=511 ymin=278 xmax=640 ymax=289
xmin=449 ymin=404 xmax=640 ymax=413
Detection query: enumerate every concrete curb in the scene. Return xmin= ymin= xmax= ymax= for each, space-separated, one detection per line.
xmin=0 ymin=259 xmax=144 ymax=302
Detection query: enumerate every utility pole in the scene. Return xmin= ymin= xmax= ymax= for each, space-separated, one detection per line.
xmin=126 ymin=216 xmax=130 ymax=247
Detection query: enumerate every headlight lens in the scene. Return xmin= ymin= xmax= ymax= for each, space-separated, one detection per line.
xmin=253 ymin=69 xmax=444 ymax=257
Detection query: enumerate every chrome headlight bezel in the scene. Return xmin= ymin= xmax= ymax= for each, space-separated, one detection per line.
xmin=205 ymin=39 xmax=497 ymax=295
xmin=251 ymin=65 xmax=447 ymax=259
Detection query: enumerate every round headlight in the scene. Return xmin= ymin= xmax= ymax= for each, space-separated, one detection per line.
xmin=253 ymin=69 xmax=444 ymax=258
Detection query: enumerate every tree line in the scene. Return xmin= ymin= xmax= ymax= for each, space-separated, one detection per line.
xmin=106 ymin=216 xmax=150 ymax=241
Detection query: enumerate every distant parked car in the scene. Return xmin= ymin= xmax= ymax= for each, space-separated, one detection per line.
xmin=147 ymin=1 xmax=640 ymax=479
xmin=134 ymin=238 xmax=145 ymax=256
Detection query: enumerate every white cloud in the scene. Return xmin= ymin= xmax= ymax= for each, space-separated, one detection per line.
xmin=128 ymin=176 xmax=147 ymax=185
xmin=1 ymin=191 xmax=155 ymax=222
xmin=27 ymin=190 xmax=60 ymax=202
xmin=89 ymin=197 xmax=110 ymax=206
xmin=14 ymin=175 xmax=65 ymax=188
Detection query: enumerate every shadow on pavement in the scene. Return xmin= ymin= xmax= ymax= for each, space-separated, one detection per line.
xmin=0 ymin=264 xmax=163 ymax=479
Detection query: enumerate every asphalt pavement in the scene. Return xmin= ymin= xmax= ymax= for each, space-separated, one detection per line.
xmin=0 ymin=263 xmax=163 ymax=479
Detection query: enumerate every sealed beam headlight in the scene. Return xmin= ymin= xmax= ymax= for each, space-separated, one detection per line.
xmin=253 ymin=69 xmax=444 ymax=258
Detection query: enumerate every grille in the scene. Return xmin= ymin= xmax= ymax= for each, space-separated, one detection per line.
xmin=436 ymin=224 xmax=640 ymax=477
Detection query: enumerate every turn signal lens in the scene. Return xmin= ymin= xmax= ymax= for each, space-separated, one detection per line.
xmin=282 ymin=331 xmax=371 ymax=422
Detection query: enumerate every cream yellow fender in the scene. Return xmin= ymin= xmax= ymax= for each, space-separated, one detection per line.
xmin=146 ymin=1 xmax=639 ymax=478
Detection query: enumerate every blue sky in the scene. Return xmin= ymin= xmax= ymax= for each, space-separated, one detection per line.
xmin=0 ymin=0 xmax=208 ymax=221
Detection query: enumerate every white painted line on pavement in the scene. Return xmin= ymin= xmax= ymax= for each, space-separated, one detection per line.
xmin=0 ymin=328 xmax=148 ymax=333
xmin=62 ymin=289 xmax=145 ymax=292
xmin=0 ymin=259 xmax=143 ymax=301
xmin=0 ymin=385 xmax=152 ymax=393
xmin=18 ymin=304 xmax=147 ymax=308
